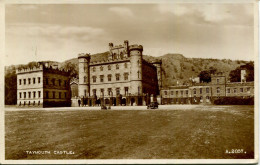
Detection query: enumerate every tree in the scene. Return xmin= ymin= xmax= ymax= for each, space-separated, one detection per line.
xmin=229 ymin=62 xmax=254 ymax=82
xmin=198 ymin=70 xmax=211 ymax=83
xmin=61 ymin=62 xmax=78 ymax=78
xmin=5 ymin=66 xmax=17 ymax=105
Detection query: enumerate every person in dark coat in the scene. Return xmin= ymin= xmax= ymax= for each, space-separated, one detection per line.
xmin=78 ymin=97 xmax=81 ymax=107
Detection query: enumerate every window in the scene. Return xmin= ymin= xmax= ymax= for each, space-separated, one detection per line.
xmin=171 ymin=91 xmax=174 ymax=95
xmin=38 ymin=91 xmax=41 ymax=98
xmin=33 ymin=78 xmax=36 ymax=84
xmin=234 ymin=88 xmax=237 ymax=93
xmin=53 ymin=92 xmax=55 ymax=99
xmin=186 ymin=90 xmax=188 ymax=95
xmin=28 ymin=92 xmax=31 ymax=98
xmin=59 ymin=79 xmax=61 ymax=86
xmin=164 ymin=91 xmax=167 ymax=95
xmin=116 ymin=88 xmax=120 ymax=95
xmin=100 ymin=66 xmax=103 ymax=71
xmin=93 ymin=67 xmax=96 ymax=72
xmin=217 ymin=87 xmax=220 ymax=93
xmin=64 ymin=80 xmax=67 ymax=87
xmin=200 ymin=88 xmax=202 ymax=94
xmin=240 ymin=88 xmax=244 ymax=93
xmin=19 ymin=79 xmax=21 ymax=85
xmin=181 ymin=91 xmax=183 ymax=96
xmin=24 ymin=79 xmax=26 ymax=85
xmin=124 ymin=87 xmax=129 ymax=95
xmin=108 ymin=74 xmax=112 ymax=81
xmin=124 ymin=73 xmax=129 ymax=80
xmin=93 ymin=89 xmax=96 ymax=96
xmin=227 ymin=88 xmax=230 ymax=93
xmin=28 ymin=78 xmax=31 ymax=84
xmin=116 ymin=64 xmax=119 ymax=69
xmin=23 ymin=92 xmax=26 ymax=98
xmin=33 ymin=91 xmax=36 ymax=98
xmin=108 ymin=65 xmax=111 ymax=70
xmin=59 ymin=92 xmax=61 ymax=99
xmin=38 ymin=77 xmax=41 ymax=83
xmin=84 ymin=76 xmax=87 ymax=83
xmin=217 ymin=79 xmax=219 ymax=84
xmin=100 ymin=75 xmax=104 ymax=82
xmin=206 ymin=88 xmax=209 ymax=93
xmin=52 ymin=79 xmax=55 ymax=85
xmin=46 ymin=78 xmax=49 ymax=85
xmin=116 ymin=74 xmax=120 ymax=81
xmin=93 ymin=76 xmax=97 ymax=83
xmin=124 ymin=63 xmax=127 ymax=68
xmin=19 ymin=92 xmax=22 ymax=98
xmin=193 ymin=88 xmax=196 ymax=95
xmin=108 ymin=88 xmax=112 ymax=95
xmin=176 ymin=91 xmax=178 ymax=96
xmin=46 ymin=91 xmax=49 ymax=99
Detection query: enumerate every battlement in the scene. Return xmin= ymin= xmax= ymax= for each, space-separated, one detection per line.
xmin=78 ymin=53 xmax=91 ymax=59
xmin=16 ymin=65 xmax=43 ymax=74
xmin=16 ymin=63 xmax=70 ymax=75
xmin=129 ymin=44 xmax=143 ymax=51
xmin=89 ymin=56 xmax=130 ymax=65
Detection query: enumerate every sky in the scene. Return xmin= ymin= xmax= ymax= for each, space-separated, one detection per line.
xmin=5 ymin=3 xmax=255 ymax=66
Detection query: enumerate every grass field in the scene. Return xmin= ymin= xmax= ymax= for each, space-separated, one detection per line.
xmin=5 ymin=105 xmax=254 ymax=159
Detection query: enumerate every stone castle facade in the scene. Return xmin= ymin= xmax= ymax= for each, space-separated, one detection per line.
xmin=161 ymin=72 xmax=254 ymax=104
xmin=77 ymin=40 xmax=162 ymax=106
xmin=16 ymin=62 xmax=71 ymax=107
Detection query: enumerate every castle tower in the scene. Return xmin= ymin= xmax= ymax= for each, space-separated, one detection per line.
xmin=108 ymin=43 xmax=114 ymax=60
xmin=152 ymin=59 xmax=162 ymax=93
xmin=78 ymin=53 xmax=91 ymax=98
xmin=129 ymin=44 xmax=143 ymax=95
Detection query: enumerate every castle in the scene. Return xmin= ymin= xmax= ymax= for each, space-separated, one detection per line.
xmin=16 ymin=62 xmax=71 ymax=107
xmin=77 ymin=40 xmax=162 ymax=106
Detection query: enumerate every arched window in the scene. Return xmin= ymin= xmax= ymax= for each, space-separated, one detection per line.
xmin=193 ymin=88 xmax=196 ymax=94
xmin=28 ymin=101 xmax=30 ymax=105
xmin=33 ymin=101 xmax=35 ymax=105
xmin=217 ymin=87 xmax=220 ymax=93
xmin=24 ymin=101 xmax=26 ymax=106
xmin=38 ymin=101 xmax=40 ymax=105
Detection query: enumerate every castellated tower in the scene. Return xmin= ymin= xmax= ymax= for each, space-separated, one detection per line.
xmin=78 ymin=53 xmax=91 ymax=98
xmin=152 ymin=59 xmax=163 ymax=93
xmin=129 ymin=44 xmax=143 ymax=95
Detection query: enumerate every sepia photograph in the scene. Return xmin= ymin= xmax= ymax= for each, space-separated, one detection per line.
xmin=1 ymin=0 xmax=258 ymax=164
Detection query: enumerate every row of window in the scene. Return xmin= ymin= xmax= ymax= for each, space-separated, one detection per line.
xmin=19 ymin=77 xmax=41 ymax=85
xmin=45 ymin=91 xmax=68 ymax=99
xmin=83 ymin=87 xmax=130 ymax=97
xmin=19 ymin=91 xmax=68 ymax=99
xmin=227 ymin=87 xmax=251 ymax=94
xmin=19 ymin=101 xmax=41 ymax=106
xmin=86 ymin=63 xmax=128 ymax=73
xmin=19 ymin=91 xmax=41 ymax=99
xmin=45 ymin=78 xmax=68 ymax=87
xmin=164 ymin=87 xmax=251 ymax=95
xmin=84 ymin=73 xmax=129 ymax=83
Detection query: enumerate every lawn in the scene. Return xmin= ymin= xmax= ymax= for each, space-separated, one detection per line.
xmin=5 ymin=105 xmax=254 ymax=159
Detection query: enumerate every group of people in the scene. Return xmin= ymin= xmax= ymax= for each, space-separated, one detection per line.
xmin=77 ymin=97 xmax=88 ymax=107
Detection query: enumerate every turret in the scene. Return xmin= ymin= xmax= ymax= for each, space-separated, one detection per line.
xmin=124 ymin=40 xmax=129 ymax=56
xmin=78 ymin=53 xmax=91 ymax=98
xmin=152 ymin=59 xmax=162 ymax=93
xmin=129 ymin=45 xmax=143 ymax=95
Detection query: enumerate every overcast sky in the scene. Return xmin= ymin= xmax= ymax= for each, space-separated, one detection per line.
xmin=5 ymin=3 xmax=254 ymax=66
